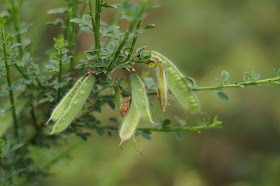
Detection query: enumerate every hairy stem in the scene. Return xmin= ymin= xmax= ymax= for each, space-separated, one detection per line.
xmin=57 ymin=45 xmax=63 ymax=102
xmin=10 ymin=0 xmax=23 ymax=57
xmin=192 ymin=76 xmax=280 ymax=91
xmin=126 ymin=20 xmax=142 ymax=60
xmin=99 ymin=122 xmax=222 ymax=132
xmin=1 ymin=25 xmax=19 ymax=137
xmin=94 ymin=0 xmax=101 ymax=57
xmin=100 ymin=76 xmax=280 ymax=99
xmin=104 ymin=0 xmax=127 ymax=47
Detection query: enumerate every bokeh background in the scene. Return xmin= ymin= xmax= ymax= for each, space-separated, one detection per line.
xmin=4 ymin=0 xmax=280 ymax=185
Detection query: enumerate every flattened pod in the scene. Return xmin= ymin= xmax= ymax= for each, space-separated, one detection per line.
xmin=150 ymin=51 xmax=200 ymax=113
xmin=50 ymin=75 xmax=95 ymax=134
xmin=119 ymin=97 xmax=140 ymax=143
xmin=152 ymin=56 xmax=169 ymax=112
xmin=130 ymin=72 xmax=154 ymax=123
xmin=47 ymin=77 xmax=84 ymax=124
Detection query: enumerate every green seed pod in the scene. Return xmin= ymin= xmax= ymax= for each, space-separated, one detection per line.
xmin=50 ymin=75 xmax=95 ymax=134
xmin=119 ymin=97 xmax=140 ymax=145
xmin=150 ymin=51 xmax=200 ymax=113
xmin=130 ymin=71 xmax=154 ymax=123
xmin=151 ymin=56 xmax=169 ymax=112
xmin=47 ymin=77 xmax=84 ymax=124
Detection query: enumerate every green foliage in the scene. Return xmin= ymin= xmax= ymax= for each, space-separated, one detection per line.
xmin=0 ymin=0 xmax=280 ymax=184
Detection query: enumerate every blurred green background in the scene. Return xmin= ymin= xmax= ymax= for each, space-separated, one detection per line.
xmin=4 ymin=0 xmax=280 ymax=185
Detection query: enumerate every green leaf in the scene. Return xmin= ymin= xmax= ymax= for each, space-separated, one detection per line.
xmin=175 ymin=117 xmax=186 ymax=127
xmin=101 ymin=3 xmax=120 ymax=9
xmin=46 ymin=64 xmax=58 ymax=72
xmin=221 ymin=71 xmax=229 ymax=81
xmin=217 ymin=92 xmax=229 ymax=102
xmin=70 ymin=18 xmax=87 ymax=27
xmin=175 ymin=132 xmax=181 ymax=140
xmin=162 ymin=119 xmax=171 ymax=127
xmin=184 ymin=76 xmax=196 ymax=88
xmin=48 ymin=7 xmax=68 ymax=14
xmin=96 ymin=128 xmax=105 ymax=136
xmin=21 ymin=53 xmax=31 ymax=65
xmin=10 ymin=43 xmax=22 ymax=50
xmin=10 ymin=144 xmax=23 ymax=152
xmin=143 ymin=24 xmax=155 ymax=30
xmin=136 ymin=46 xmax=147 ymax=54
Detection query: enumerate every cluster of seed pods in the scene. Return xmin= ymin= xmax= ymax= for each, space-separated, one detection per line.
xmin=47 ymin=51 xmax=200 ymax=145
xmin=47 ymin=73 xmax=95 ymax=134
xmin=118 ymin=51 xmax=200 ymax=145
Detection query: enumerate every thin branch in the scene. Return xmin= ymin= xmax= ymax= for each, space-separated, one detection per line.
xmin=99 ymin=76 xmax=280 ymax=99
xmin=99 ymin=122 xmax=222 ymax=132
xmin=1 ymin=25 xmax=19 ymax=137
xmin=126 ymin=20 xmax=142 ymax=60
xmin=192 ymin=76 xmax=280 ymax=91
xmin=57 ymin=43 xmax=63 ymax=103
xmin=94 ymin=0 xmax=101 ymax=57
xmin=104 ymin=0 xmax=127 ymax=47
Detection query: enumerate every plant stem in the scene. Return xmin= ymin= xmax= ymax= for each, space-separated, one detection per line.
xmin=1 ymin=25 xmax=19 ymax=137
xmin=94 ymin=0 xmax=101 ymax=57
xmin=80 ymin=0 xmax=88 ymax=18
xmin=29 ymin=102 xmax=38 ymax=130
xmin=106 ymin=2 xmax=146 ymax=72
xmin=104 ymin=0 xmax=127 ymax=47
xmin=67 ymin=0 xmax=79 ymax=77
xmin=100 ymin=76 xmax=280 ymax=99
xmin=126 ymin=20 xmax=142 ymax=60
xmin=100 ymin=122 xmax=221 ymax=132
xmin=57 ymin=45 xmax=63 ymax=102
xmin=192 ymin=76 xmax=280 ymax=91
xmin=6 ymin=0 xmax=43 ymax=89
xmin=10 ymin=0 xmax=24 ymax=57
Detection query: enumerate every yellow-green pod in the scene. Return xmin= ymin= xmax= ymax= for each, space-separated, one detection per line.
xmin=47 ymin=77 xmax=84 ymax=124
xmin=119 ymin=97 xmax=140 ymax=145
xmin=150 ymin=51 xmax=200 ymax=113
xmin=50 ymin=75 xmax=95 ymax=134
xmin=152 ymin=56 xmax=169 ymax=112
xmin=130 ymin=71 xmax=154 ymax=123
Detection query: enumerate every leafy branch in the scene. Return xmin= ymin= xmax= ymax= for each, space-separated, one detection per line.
xmin=0 ymin=21 xmax=19 ymax=137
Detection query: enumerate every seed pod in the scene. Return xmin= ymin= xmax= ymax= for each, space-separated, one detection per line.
xmin=130 ymin=71 xmax=154 ymax=123
xmin=119 ymin=97 xmax=140 ymax=145
xmin=47 ymin=77 xmax=84 ymax=124
xmin=151 ymin=56 xmax=169 ymax=112
xmin=50 ymin=75 xmax=95 ymax=134
xmin=113 ymin=85 xmax=123 ymax=117
xmin=150 ymin=51 xmax=200 ymax=113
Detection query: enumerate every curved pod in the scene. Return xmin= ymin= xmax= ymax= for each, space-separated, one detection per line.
xmin=150 ymin=51 xmax=200 ymax=113
xmin=119 ymin=97 xmax=140 ymax=143
xmin=47 ymin=77 xmax=84 ymax=124
xmin=130 ymin=72 xmax=154 ymax=123
xmin=152 ymin=56 xmax=169 ymax=112
xmin=50 ymin=75 xmax=95 ymax=134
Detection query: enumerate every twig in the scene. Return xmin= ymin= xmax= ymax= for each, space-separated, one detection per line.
xmin=94 ymin=0 xmax=101 ymax=57
xmin=126 ymin=20 xmax=142 ymax=60
xmin=1 ymin=25 xmax=19 ymax=137
xmin=99 ymin=76 xmax=280 ymax=99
